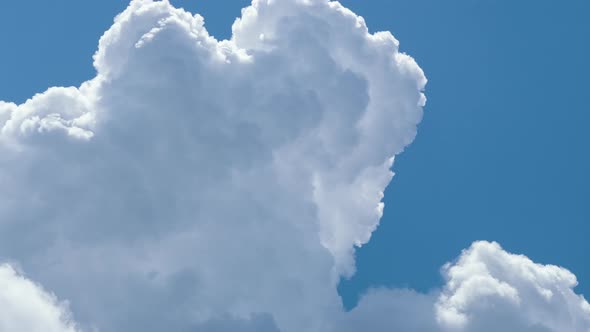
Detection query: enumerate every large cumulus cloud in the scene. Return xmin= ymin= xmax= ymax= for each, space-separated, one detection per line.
xmin=0 ymin=0 xmax=588 ymax=331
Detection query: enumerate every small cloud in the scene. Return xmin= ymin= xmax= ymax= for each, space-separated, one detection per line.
xmin=0 ymin=264 xmax=79 ymax=332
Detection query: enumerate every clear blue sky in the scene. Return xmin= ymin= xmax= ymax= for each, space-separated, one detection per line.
xmin=1 ymin=0 xmax=588 ymax=310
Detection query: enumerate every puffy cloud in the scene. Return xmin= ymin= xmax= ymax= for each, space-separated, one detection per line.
xmin=435 ymin=241 xmax=590 ymax=332
xmin=342 ymin=241 xmax=590 ymax=332
xmin=0 ymin=0 xmax=423 ymax=330
xmin=340 ymin=289 xmax=439 ymax=332
xmin=0 ymin=1 xmax=588 ymax=332
xmin=0 ymin=264 xmax=79 ymax=332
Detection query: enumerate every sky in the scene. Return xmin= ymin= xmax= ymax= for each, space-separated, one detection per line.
xmin=0 ymin=1 xmax=589 ymax=331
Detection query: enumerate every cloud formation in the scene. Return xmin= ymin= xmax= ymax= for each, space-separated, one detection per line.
xmin=341 ymin=242 xmax=590 ymax=332
xmin=436 ymin=242 xmax=590 ymax=332
xmin=0 ymin=264 xmax=78 ymax=332
xmin=0 ymin=0 xmax=588 ymax=331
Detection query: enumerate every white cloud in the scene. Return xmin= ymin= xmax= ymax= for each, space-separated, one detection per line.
xmin=0 ymin=1 xmax=588 ymax=332
xmin=342 ymin=241 xmax=590 ymax=332
xmin=0 ymin=0 xmax=424 ymax=330
xmin=0 ymin=264 xmax=79 ymax=332
xmin=435 ymin=241 xmax=590 ymax=332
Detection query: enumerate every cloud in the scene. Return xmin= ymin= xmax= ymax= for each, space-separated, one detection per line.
xmin=0 ymin=264 xmax=79 ymax=332
xmin=0 ymin=0 xmax=424 ymax=330
xmin=0 ymin=0 xmax=588 ymax=331
xmin=435 ymin=241 xmax=590 ymax=332
xmin=338 ymin=242 xmax=590 ymax=332
xmin=340 ymin=288 xmax=439 ymax=331
xmin=340 ymin=241 xmax=590 ymax=332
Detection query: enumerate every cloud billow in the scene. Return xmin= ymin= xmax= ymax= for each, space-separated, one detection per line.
xmin=0 ymin=0 xmax=588 ymax=331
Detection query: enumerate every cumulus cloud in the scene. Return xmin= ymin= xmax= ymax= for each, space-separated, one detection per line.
xmin=435 ymin=241 xmax=590 ymax=332
xmin=0 ymin=0 xmax=424 ymax=329
xmin=0 ymin=0 xmax=588 ymax=331
xmin=0 ymin=264 xmax=79 ymax=332
xmin=335 ymin=242 xmax=590 ymax=332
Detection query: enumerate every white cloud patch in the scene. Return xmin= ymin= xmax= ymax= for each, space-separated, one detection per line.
xmin=435 ymin=241 xmax=590 ymax=332
xmin=342 ymin=242 xmax=590 ymax=332
xmin=0 ymin=264 xmax=79 ymax=332
xmin=0 ymin=0 xmax=588 ymax=331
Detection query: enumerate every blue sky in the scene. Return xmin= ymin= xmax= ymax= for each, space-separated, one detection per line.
xmin=0 ymin=1 xmax=588 ymax=330
xmin=337 ymin=0 xmax=590 ymax=307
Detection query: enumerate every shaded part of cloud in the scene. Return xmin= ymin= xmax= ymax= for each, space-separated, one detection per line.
xmin=0 ymin=264 xmax=80 ymax=332
xmin=189 ymin=314 xmax=280 ymax=332
xmin=339 ymin=289 xmax=439 ymax=332
xmin=339 ymin=241 xmax=590 ymax=332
